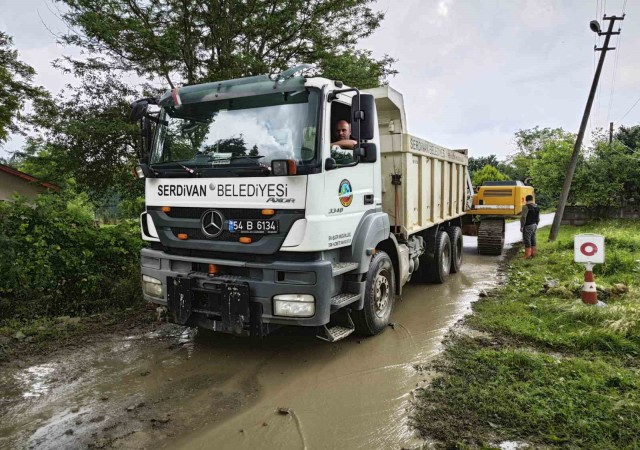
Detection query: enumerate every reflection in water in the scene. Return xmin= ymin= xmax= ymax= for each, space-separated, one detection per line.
xmin=16 ymin=363 xmax=57 ymax=399
xmin=178 ymin=328 xmax=196 ymax=358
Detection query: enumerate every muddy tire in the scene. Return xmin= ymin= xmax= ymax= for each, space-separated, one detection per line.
xmin=428 ymin=231 xmax=451 ymax=284
xmin=446 ymin=226 xmax=463 ymax=273
xmin=353 ymin=251 xmax=395 ymax=336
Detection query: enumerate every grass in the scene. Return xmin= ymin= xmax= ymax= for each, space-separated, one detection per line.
xmin=411 ymin=219 xmax=640 ymax=449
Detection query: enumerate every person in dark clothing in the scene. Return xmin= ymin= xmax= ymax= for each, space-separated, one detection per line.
xmin=520 ymin=194 xmax=540 ymax=258
xmin=331 ymin=120 xmax=357 ymax=149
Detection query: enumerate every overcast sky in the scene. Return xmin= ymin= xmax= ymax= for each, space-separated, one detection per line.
xmin=1 ymin=0 xmax=637 ymax=160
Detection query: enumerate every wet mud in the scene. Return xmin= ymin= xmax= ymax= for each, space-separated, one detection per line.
xmin=0 ymin=215 xmax=553 ymax=449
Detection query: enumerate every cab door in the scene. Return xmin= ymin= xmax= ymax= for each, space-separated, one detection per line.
xmin=320 ymin=98 xmax=376 ymax=251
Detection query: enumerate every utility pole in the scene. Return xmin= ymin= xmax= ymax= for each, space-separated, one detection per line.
xmin=548 ymin=14 xmax=624 ymax=241
xmin=609 ymin=121 xmax=614 ymax=144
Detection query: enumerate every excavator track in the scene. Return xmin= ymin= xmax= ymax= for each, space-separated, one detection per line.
xmin=477 ymin=217 xmax=505 ymax=255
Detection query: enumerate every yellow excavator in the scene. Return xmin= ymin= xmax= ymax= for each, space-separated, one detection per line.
xmin=465 ymin=181 xmax=535 ymax=255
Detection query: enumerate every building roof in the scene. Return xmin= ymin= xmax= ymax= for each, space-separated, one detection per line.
xmin=0 ymin=164 xmax=60 ymax=191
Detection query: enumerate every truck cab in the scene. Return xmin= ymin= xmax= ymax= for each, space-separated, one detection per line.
xmin=132 ymin=67 xmax=468 ymax=341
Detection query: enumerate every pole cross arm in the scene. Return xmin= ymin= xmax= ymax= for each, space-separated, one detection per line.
xmin=595 ymin=46 xmax=617 ymax=51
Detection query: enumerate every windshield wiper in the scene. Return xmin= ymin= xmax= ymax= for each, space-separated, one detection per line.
xmin=177 ymin=162 xmax=197 ymax=174
xmin=151 ymin=161 xmax=200 ymax=176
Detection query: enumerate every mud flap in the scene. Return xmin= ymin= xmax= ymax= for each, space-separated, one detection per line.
xmin=167 ymin=277 xmax=195 ymax=325
xmin=221 ymin=283 xmax=250 ymax=335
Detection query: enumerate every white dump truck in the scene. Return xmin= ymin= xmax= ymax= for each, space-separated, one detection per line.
xmin=131 ymin=65 xmax=471 ymax=342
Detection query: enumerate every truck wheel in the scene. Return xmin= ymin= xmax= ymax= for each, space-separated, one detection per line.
xmin=446 ymin=226 xmax=463 ymax=273
xmin=429 ymin=230 xmax=451 ymax=284
xmin=353 ymin=251 xmax=395 ymax=336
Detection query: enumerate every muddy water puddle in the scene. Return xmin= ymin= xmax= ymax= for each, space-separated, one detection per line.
xmin=0 ymin=326 xmax=263 ymax=449
xmin=1 ymin=217 xmax=552 ymax=449
xmin=176 ymin=247 xmax=500 ymax=450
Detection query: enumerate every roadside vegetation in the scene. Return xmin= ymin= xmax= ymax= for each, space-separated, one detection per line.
xmin=411 ymin=220 xmax=640 ymax=449
xmin=0 ymin=189 xmax=146 ymax=361
xmin=467 ymin=126 xmax=640 ymax=211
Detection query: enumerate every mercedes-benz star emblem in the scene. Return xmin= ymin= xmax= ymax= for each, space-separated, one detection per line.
xmin=201 ymin=210 xmax=225 ymax=238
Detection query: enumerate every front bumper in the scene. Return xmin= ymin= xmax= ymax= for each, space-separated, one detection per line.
xmin=140 ymin=248 xmax=335 ymax=335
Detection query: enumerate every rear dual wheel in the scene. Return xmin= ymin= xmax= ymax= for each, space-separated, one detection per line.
xmin=446 ymin=226 xmax=463 ymax=274
xmin=429 ymin=230 xmax=452 ymax=284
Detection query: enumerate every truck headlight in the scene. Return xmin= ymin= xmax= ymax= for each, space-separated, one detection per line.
xmin=142 ymin=275 xmax=164 ymax=299
xmin=273 ymin=294 xmax=315 ymax=317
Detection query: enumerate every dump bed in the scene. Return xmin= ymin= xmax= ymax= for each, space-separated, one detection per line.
xmin=365 ymin=86 xmax=470 ymax=238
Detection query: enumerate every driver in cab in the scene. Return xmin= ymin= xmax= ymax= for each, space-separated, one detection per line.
xmin=331 ymin=120 xmax=357 ymax=149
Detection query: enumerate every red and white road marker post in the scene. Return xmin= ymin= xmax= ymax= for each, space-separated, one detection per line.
xmin=581 ymin=262 xmax=598 ymax=304
xmin=574 ymin=234 xmax=605 ymax=307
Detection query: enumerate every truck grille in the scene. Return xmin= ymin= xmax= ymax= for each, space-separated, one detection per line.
xmin=170 ymin=226 xmax=265 ymax=242
xmin=148 ymin=207 xmax=304 ymax=243
xmin=153 ymin=207 xmax=280 ymax=220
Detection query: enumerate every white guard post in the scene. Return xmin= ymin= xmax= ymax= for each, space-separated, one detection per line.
xmin=574 ymin=234 xmax=605 ymax=306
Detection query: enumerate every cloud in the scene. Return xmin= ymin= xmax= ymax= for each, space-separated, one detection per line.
xmin=437 ymin=0 xmax=452 ymax=17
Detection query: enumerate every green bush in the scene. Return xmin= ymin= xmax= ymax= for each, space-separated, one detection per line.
xmin=0 ymin=190 xmax=145 ymax=323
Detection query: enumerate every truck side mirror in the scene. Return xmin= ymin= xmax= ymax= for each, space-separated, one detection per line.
xmin=129 ymin=97 xmax=159 ymax=160
xmin=358 ymin=143 xmax=377 ymax=163
xmin=350 ymin=93 xmax=375 ymax=141
xmin=129 ymin=100 xmax=149 ymax=122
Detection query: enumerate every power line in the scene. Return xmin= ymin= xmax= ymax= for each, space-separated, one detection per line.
xmin=614 ymin=0 xmax=632 ymax=123
xmin=619 ymin=94 xmax=640 ymax=122
xmin=606 ymin=19 xmax=623 ymax=124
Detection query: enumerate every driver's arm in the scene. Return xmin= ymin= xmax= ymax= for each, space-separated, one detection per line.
xmin=330 ymin=139 xmax=357 ymax=149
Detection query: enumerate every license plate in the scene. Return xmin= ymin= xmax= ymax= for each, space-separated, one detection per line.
xmin=228 ymin=219 xmax=279 ymax=234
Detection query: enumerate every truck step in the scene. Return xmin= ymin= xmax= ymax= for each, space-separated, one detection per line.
xmin=331 ymin=262 xmax=359 ymax=277
xmin=316 ymin=309 xmax=356 ymax=342
xmin=330 ymin=292 xmax=361 ymax=311
xmin=319 ymin=325 xmax=355 ymax=342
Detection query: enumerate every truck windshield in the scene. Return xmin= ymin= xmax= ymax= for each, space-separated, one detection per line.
xmin=150 ymin=90 xmax=319 ymax=174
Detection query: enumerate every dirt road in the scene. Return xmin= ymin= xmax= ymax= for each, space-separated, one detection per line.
xmin=0 ymin=215 xmax=553 ymax=449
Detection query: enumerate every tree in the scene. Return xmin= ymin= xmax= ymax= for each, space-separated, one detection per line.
xmin=573 ymin=130 xmax=640 ymax=207
xmin=512 ymin=127 xmax=571 ymax=158
xmin=528 ymin=137 xmax=576 ymax=205
xmin=471 ymin=165 xmax=508 ymax=186
xmin=20 ymin=70 xmax=143 ymax=201
xmin=468 ymin=155 xmax=499 ymax=176
xmin=0 ymin=31 xmax=47 ymax=147
xmin=506 ymin=127 xmax=575 ymax=188
xmin=58 ymin=0 xmax=397 ymax=89
xmin=615 ymin=125 xmax=640 ymax=153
